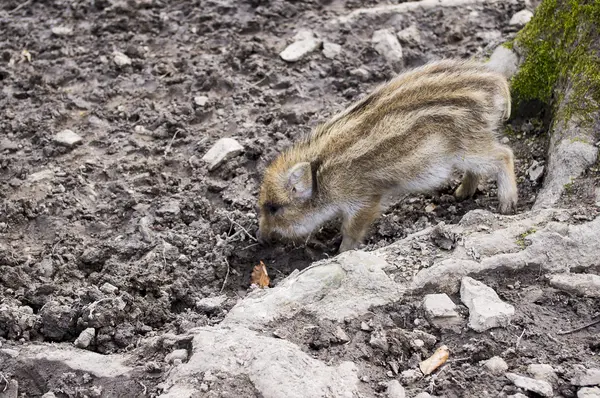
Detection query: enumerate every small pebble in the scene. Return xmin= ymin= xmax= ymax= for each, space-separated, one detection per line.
xmin=53 ymin=130 xmax=83 ymax=147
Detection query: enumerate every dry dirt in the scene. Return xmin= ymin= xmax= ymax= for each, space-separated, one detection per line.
xmin=1 ymin=0 xmax=598 ymax=397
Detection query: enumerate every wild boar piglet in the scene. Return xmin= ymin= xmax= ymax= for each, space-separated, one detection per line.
xmin=257 ymin=59 xmax=518 ymax=253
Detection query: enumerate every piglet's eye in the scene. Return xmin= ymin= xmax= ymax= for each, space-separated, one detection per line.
xmin=264 ymin=202 xmax=281 ymax=215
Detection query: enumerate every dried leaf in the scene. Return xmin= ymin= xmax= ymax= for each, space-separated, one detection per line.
xmin=419 ymin=345 xmax=449 ymax=375
xmin=251 ymin=261 xmax=270 ymax=288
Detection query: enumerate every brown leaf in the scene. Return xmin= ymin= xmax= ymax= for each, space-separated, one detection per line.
xmin=419 ymin=345 xmax=449 ymax=375
xmin=251 ymin=261 xmax=270 ymax=288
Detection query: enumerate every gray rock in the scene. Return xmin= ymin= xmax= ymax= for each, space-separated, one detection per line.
xmin=422 ymin=294 xmax=459 ymax=318
xmin=487 ymin=45 xmax=519 ymax=79
xmin=414 ymin=393 xmax=433 ymax=398
xmin=510 ymin=9 xmax=534 ymax=26
xmin=53 ymin=130 xmax=83 ymax=147
xmin=482 ymin=356 xmax=508 ymax=375
xmin=527 ymin=161 xmax=545 ymax=183
xmin=223 ymin=251 xmax=401 ymax=328
xmin=51 ymin=26 xmax=73 ymax=36
xmin=27 ymin=169 xmax=55 ymax=183
xmin=0 ymin=138 xmax=19 ymax=152
xmin=157 ymin=201 xmax=181 ymax=217
xmin=372 ymin=29 xmax=403 ymax=65
xmin=507 ymin=394 xmax=529 ymax=398
xmin=572 ymin=368 xmax=600 ymax=386
xmin=369 ymin=328 xmax=389 ymax=352
xmin=41 ymin=393 xmax=57 ymax=398
xmin=397 ymin=25 xmax=421 ymax=46
xmin=165 ymin=349 xmax=188 ymax=364
xmin=195 ymin=295 xmax=227 ymax=313
xmin=579 ymin=387 xmax=600 ymax=398
xmin=506 ymin=373 xmax=553 ymax=397
xmin=194 ymin=96 xmax=208 ymax=106
xmin=334 ymin=326 xmax=350 ymax=343
xmin=528 ymin=364 xmax=558 ymax=383
xmin=461 ymin=277 xmax=515 ymax=332
xmin=113 ymin=51 xmax=132 ymax=66
xmin=280 ymin=30 xmax=322 ymax=62
xmin=350 ymin=67 xmax=370 ymax=81
xmin=19 ymin=344 xmax=132 ymax=378
xmin=322 ymin=42 xmax=342 ymax=59
xmin=100 ymin=282 xmax=118 ymax=294
xmin=160 ymin=326 xmax=358 ymax=398
xmin=201 ymin=138 xmax=244 ymax=171
xmin=74 ymin=328 xmax=95 ymax=348
xmin=400 ymin=369 xmax=422 ymax=385
xmin=0 ymin=379 xmax=18 ymax=398
xmin=0 ymin=348 xmax=19 ymax=358
xmin=386 ymin=380 xmax=406 ymax=398
xmin=549 ymin=273 xmax=600 ymax=298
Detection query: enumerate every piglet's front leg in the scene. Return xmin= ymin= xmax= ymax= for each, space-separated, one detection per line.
xmin=339 ymin=196 xmax=381 ymax=253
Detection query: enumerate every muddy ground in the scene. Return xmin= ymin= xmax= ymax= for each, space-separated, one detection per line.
xmin=1 ymin=0 xmax=598 ymax=397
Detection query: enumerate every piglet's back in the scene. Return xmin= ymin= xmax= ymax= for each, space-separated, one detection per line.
xmin=318 ymin=60 xmax=508 ymax=155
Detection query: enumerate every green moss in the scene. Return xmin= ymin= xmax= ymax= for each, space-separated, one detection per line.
xmin=570 ymin=137 xmax=590 ymax=144
xmin=502 ymin=40 xmax=515 ymax=50
xmin=510 ymin=0 xmax=600 ymax=120
xmin=564 ymin=178 xmax=575 ymax=193
xmin=516 ymin=228 xmax=538 ymax=248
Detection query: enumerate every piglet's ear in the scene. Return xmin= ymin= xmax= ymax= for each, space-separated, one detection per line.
xmin=286 ymin=162 xmax=313 ymax=200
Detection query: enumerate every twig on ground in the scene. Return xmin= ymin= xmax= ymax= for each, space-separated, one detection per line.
xmin=0 ymin=373 xmax=8 ymax=392
xmin=163 ymin=131 xmax=178 ymax=157
xmin=225 ymin=214 xmax=257 ymax=242
xmin=8 ymin=0 xmax=31 ymax=14
xmin=220 ymin=257 xmax=230 ymax=293
xmin=546 ymin=333 xmax=560 ymax=343
xmin=138 ymin=381 xmax=147 ymax=396
xmin=557 ymin=318 xmax=600 ymax=335
xmin=161 ymin=240 xmax=168 ymax=266
xmin=516 ymin=327 xmax=526 ymax=348
xmin=449 ymin=357 xmax=471 ymax=363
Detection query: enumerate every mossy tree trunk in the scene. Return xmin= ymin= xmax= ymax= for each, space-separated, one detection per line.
xmin=510 ymin=0 xmax=600 ymax=208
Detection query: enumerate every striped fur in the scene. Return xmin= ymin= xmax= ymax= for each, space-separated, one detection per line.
xmin=258 ymin=59 xmax=518 ymax=253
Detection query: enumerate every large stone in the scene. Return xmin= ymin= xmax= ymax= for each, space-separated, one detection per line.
xmin=506 ymin=373 xmax=553 ymax=397
xmin=280 ymin=30 xmax=322 ymax=62
xmin=160 ymin=326 xmax=358 ymax=398
xmin=113 ymin=51 xmax=132 ymax=66
xmin=572 ymin=368 xmax=600 ymax=386
xmin=322 ymin=42 xmax=342 ymax=59
xmin=422 ymin=294 xmax=459 ymax=318
xmin=482 ymin=356 xmax=508 ymax=375
xmin=223 ymin=251 xmax=402 ymax=328
xmin=509 ymin=9 xmax=534 ymax=26
xmin=549 ymin=273 xmax=600 ymax=298
xmin=487 ymin=45 xmax=519 ymax=79
xmin=53 ymin=130 xmax=82 ymax=147
xmin=460 ymin=277 xmax=514 ymax=332
xmin=578 ymin=387 xmax=600 ymax=398
xmin=51 ymin=26 xmax=73 ymax=36
xmin=386 ymin=380 xmax=406 ymax=398
xmin=528 ymin=363 xmax=558 ymax=384
xmin=201 ymin=138 xmax=244 ymax=171
xmin=397 ymin=25 xmax=421 ymax=46
xmin=74 ymin=328 xmax=95 ymax=349
xmin=372 ymin=29 xmax=403 ymax=66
